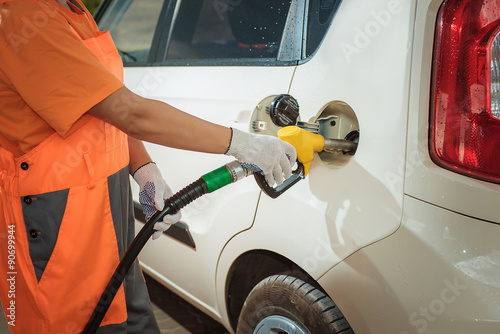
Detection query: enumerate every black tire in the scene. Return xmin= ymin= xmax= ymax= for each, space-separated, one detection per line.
xmin=236 ymin=275 xmax=354 ymax=334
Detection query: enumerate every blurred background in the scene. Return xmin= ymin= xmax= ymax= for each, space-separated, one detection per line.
xmin=81 ymin=0 xmax=103 ymax=14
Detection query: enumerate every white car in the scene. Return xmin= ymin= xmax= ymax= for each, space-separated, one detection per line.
xmin=97 ymin=0 xmax=500 ymax=333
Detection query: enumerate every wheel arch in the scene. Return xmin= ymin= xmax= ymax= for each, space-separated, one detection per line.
xmin=224 ymin=249 xmax=323 ymax=331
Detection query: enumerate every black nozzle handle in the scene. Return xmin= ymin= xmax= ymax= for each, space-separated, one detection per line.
xmin=254 ymin=162 xmax=304 ymax=199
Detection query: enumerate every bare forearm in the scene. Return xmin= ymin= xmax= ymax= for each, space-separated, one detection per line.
xmin=128 ymin=137 xmax=152 ymax=175
xmin=89 ymin=87 xmax=296 ymax=187
xmin=129 ymin=98 xmax=231 ymax=154
xmin=89 ymin=87 xmax=231 ymax=154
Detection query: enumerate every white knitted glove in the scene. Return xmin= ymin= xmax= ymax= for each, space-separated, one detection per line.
xmin=226 ymin=128 xmax=297 ymax=186
xmin=133 ymin=162 xmax=181 ymax=240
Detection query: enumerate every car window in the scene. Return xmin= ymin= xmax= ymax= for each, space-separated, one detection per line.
xmin=163 ymin=0 xmax=293 ymax=65
xmin=96 ymin=0 xmax=342 ymax=66
xmin=98 ymin=0 xmax=165 ymax=64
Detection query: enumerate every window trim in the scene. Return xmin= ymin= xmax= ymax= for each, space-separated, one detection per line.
xmin=93 ymin=0 xmax=113 ymax=23
xmin=148 ymin=0 xmax=178 ymax=64
xmin=277 ymin=0 xmax=308 ymax=62
xmin=154 ymin=58 xmax=298 ymax=67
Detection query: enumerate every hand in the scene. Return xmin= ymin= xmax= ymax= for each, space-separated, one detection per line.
xmin=225 ymin=128 xmax=297 ymax=186
xmin=133 ymin=162 xmax=181 ymax=240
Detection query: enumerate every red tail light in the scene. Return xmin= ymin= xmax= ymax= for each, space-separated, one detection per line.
xmin=430 ymin=0 xmax=500 ymax=183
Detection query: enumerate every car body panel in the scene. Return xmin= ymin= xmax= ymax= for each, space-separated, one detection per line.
xmin=319 ymin=195 xmax=500 ymax=334
xmin=125 ymin=64 xmax=297 ymax=312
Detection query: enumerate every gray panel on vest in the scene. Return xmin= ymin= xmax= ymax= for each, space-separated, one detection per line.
xmin=22 ymin=188 xmax=69 ymax=282
xmin=107 ymin=166 xmax=133 ymax=258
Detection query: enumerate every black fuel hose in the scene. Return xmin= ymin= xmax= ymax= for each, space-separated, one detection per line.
xmin=82 ymin=177 xmax=212 ymax=333
xmin=82 ymin=159 xmax=302 ymax=333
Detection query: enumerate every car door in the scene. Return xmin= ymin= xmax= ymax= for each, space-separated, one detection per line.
xmin=97 ymin=0 xmax=298 ymax=314
xmin=251 ymin=0 xmax=413 ymax=275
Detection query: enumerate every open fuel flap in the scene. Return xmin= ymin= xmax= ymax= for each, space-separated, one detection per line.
xmin=250 ymin=95 xmax=359 ymax=170
xmin=309 ymin=100 xmax=359 ymax=169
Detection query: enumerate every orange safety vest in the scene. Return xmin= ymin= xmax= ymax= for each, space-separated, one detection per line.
xmin=0 ymin=2 xmax=156 ymax=333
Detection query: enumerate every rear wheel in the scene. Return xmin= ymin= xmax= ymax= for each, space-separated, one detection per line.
xmin=236 ymin=275 xmax=354 ymax=334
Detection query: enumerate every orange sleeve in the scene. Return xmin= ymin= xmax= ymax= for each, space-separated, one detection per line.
xmin=0 ymin=1 xmax=124 ymax=137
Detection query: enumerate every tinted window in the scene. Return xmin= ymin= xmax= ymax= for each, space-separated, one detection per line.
xmin=164 ymin=0 xmax=292 ymax=63
xmin=306 ymin=0 xmax=341 ymax=58
xmin=97 ymin=0 xmax=341 ymax=66
xmin=98 ymin=0 xmax=165 ymax=64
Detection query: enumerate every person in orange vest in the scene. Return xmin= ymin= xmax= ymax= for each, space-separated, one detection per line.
xmin=0 ymin=0 xmax=296 ymax=333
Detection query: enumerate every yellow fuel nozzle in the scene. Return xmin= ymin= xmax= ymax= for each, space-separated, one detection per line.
xmin=278 ymin=126 xmax=325 ymax=176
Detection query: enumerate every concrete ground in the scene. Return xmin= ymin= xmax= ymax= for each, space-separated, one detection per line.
xmin=146 ymin=274 xmax=229 ymax=334
xmin=0 ymin=274 xmax=229 ymax=334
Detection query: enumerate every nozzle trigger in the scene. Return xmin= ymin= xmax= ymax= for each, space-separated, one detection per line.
xmin=254 ymin=162 xmax=305 ymax=198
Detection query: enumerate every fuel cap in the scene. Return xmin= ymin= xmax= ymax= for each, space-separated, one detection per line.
xmin=269 ymin=94 xmax=299 ymax=127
